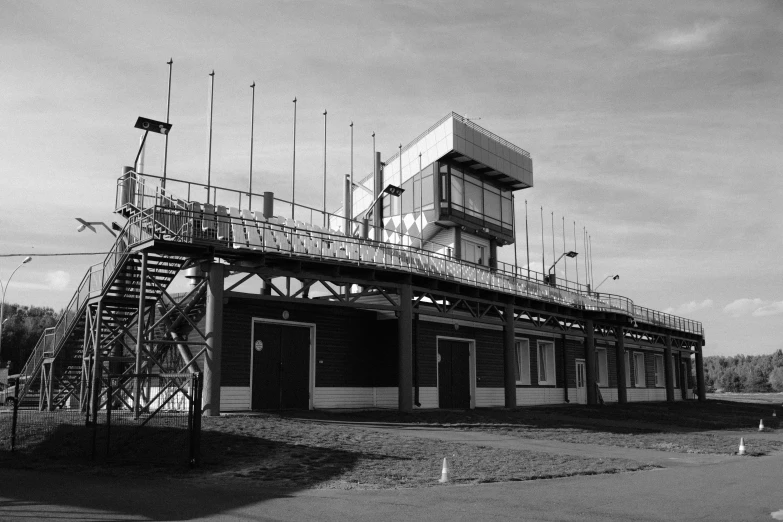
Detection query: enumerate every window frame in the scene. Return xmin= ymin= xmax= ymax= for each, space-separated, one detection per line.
xmin=537 ymin=340 xmax=557 ymax=386
xmin=633 ymin=352 xmax=646 ymax=388
xmin=624 ymin=351 xmax=631 ymax=387
xmin=514 ymin=339 xmax=531 ymax=385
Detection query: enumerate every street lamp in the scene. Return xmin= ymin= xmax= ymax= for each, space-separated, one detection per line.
xmin=76 ymin=218 xmax=122 ymax=238
xmin=0 ymin=256 xmax=32 ymax=361
xmin=133 ymin=116 xmax=173 ymax=173
xmin=594 ymin=274 xmax=620 ymax=292
xmin=546 ymin=251 xmax=578 ymax=287
xmin=360 ymin=184 xmax=404 ymax=239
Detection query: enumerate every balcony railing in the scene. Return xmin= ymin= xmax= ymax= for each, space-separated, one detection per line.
xmin=117 ymin=171 xmax=703 ymax=336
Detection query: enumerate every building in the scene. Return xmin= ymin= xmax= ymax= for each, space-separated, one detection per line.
xmin=14 ymin=112 xmax=706 ymax=415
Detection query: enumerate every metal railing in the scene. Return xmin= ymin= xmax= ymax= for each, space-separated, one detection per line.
xmin=116 ymin=171 xmax=703 ymax=336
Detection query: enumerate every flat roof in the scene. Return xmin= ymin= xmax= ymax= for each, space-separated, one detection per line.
xmin=383 ymin=112 xmax=533 ymax=190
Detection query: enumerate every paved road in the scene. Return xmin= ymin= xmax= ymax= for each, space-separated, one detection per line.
xmin=0 ymin=425 xmax=780 ymax=521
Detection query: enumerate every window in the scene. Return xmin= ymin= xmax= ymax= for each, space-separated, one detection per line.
xmin=501 ymin=193 xmax=512 ymax=227
xmin=464 ymin=178 xmax=483 ymax=217
xmin=624 ymin=352 xmax=631 ymax=387
xmin=401 ymin=178 xmax=414 ymax=214
xmin=634 ymin=352 xmax=646 ymax=387
xmin=461 ymin=238 xmax=488 ymax=266
xmin=483 ymin=184 xmax=501 ymax=225
xmin=514 ymin=339 xmax=531 ymax=385
xmin=654 ymin=355 xmax=665 ymax=387
xmin=537 ymin=341 xmax=556 ymax=385
xmin=596 ymin=348 xmax=608 ymax=387
xmin=450 ymin=170 xmax=463 ymax=210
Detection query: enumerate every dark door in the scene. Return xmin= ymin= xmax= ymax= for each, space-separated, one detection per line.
xmin=680 ymin=361 xmax=688 ymax=400
xmin=252 ymin=322 xmax=311 ymax=410
xmin=438 ymin=339 xmax=471 ymax=409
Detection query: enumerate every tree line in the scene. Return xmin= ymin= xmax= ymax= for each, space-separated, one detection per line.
xmin=704 ymin=350 xmax=783 ymax=393
xmin=0 ymin=303 xmax=58 ymax=373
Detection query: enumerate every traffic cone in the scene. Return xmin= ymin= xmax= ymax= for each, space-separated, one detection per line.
xmin=759 ymin=419 xmax=765 ymax=431
xmin=439 ymin=457 xmax=449 ymax=483
xmin=738 ymin=438 xmax=745 ymax=455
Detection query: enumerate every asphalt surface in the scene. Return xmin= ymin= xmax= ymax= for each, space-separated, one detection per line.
xmin=0 ymin=426 xmax=780 ymax=521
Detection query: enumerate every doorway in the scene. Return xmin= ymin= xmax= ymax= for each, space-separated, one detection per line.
xmin=576 ymin=359 xmax=587 ymax=405
xmin=437 ymin=339 xmax=472 ymax=409
xmin=251 ymin=321 xmax=312 ymax=410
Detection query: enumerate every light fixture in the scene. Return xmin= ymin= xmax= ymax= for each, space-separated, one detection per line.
xmin=546 ymin=251 xmax=579 ymax=286
xmin=594 ymin=274 xmax=620 ymax=292
xmin=133 ymin=116 xmax=173 ymax=172
xmin=75 ymin=218 xmax=118 ymax=238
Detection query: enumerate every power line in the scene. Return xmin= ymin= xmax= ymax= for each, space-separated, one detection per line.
xmin=0 ymin=252 xmax=113 ymax=258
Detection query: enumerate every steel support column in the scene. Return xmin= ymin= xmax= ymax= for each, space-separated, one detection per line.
xmin=89 ymin=300 xmax=104 ymax=421
xmin=615 ymin=326 xmax=627 ymax=404
xmin=664 ymin=335 xmax=674 ymax=402
xmin=503 ymin=301 xmax=516 ymax=408
xmin=134 ymin=252 xmax=148 ymax=418
xmin=203 ymin=262 xmax=224 ymax=416
xmin=397 ymin=284 xmax=413 ymax=412
xmin=695 ymin=344 xmax=706 ymax=402
xmin=585 ymin=319 xmax=597 ymax=405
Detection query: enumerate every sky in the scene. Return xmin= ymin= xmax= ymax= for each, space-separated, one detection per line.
xmin=1 ymin=0 xmax=781 ymax=356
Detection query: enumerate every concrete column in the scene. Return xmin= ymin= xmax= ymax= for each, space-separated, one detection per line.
xmin=615 ymin=326 xmax=627 ymax=404
xmin=262 ymin=191 xmax=274 ymax=219
xmin=397 ymin=284 xmax=413 ymax=412
xmin=503 ymin=301 xmax=517 ymax=408
xmin=203 ymin=262 xmax=224 ymax=416
xmin=585 ymin=319 xmax=597 ymax=405
xmin=664 ymin=335 xmax=674 ymax=402
xmin=695 ymin=345 xmax=706 ymax=402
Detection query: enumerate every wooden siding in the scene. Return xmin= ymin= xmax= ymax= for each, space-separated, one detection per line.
xmin=312 ymin=387 xmax=438 ymax=409
xmin=221 ymin=386 xmax=251 ymax=411
xmin=627 ymin=388 xmax=667 ymax=402
xmin=517 ymin=387 xmax=568 ymax=405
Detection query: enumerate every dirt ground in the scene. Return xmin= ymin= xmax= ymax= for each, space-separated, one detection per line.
xmin=1 ymin=397 xmax=780 ymax=490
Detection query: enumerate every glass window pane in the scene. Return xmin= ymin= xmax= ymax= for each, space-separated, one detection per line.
xmin=422 ymin=174 xmax=434 ymax=208
xmin=451 ymin=173 xmax=463 ymax=209
xmin=501 ymin=196 xmax=512 ymax=226
xmin=402 ymin=178 xmax=413 ymax=214
xmin=484 ymin=187 xmax=501 ymax=223
xmin=465 ymin=181 xmax=483 ymax=217
xmin=414 ymin=176 xmax=421 ymax=210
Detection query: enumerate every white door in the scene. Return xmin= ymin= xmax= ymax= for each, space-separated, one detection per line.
xmin=576 ymin=359 xmax=587 ymax=405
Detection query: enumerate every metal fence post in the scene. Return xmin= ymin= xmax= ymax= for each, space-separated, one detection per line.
xmin=106 ymin=378 xmax=112 ymax=458
xmin=10 ymin=397 xmax=19 ymax=452
xmin=190 ymin=372 xmax=203 ymax=467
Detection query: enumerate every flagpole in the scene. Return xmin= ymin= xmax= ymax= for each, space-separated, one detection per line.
xmin=419 ymin=152 xmax=423 ymax=245
xmin=551 ymin=211 xmax=555 ymax=275
xmin=525 ymin=199 xmax=530 ymax=280
xmin=350 ymin=121 xmax=354 ymax=226
xmin=540 ymin=206 xmax=544 ymax=282
xmin=206 ymin=70 xmax=215 ymax=205
xmin=162 ymin=58 xmax=173 ymax=190
xmin=323 ymin=109 xmax=327 ymax=227
xmin=291 ymin=97 xmax=297 ymax=219
xmin=512 ymin=194 xmax=518 ymax=277
xmin=248 ymin=81 xmax=256 ymax=210
xmin=562 ymin=216 xmax=567 ymax=286
xmin=574 ymin=221 xmax=579 ymax=288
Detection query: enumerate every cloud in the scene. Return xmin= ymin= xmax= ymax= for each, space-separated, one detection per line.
xmin=664 ymin=299 xmax=713 ymax=315
xmin=45 ymin=271 xmax=70 ymax=291
xmin=753 ymin=301 xmax=783 ymax=317
xmin=723 ymin=298 xmax=767 ymax=317
xmin=649 ymin=21 xmax=726 ymax=52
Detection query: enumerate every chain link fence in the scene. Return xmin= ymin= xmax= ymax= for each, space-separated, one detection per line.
xmin=0 ymin=372 xmax=202 ymax=467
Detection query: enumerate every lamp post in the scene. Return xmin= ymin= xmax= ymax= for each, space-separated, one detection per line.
xmin=76 ymin=218 xmax=121 ymax=238
xmin=546 ymin=251 xmax=578 ymax=287
xmin=0 ymin=257 xmax=32 ymax=361
xmin=594 ymin=274 xmax=620 ymax=292
xmin=361 ymin=184 xmax=404 ymax=239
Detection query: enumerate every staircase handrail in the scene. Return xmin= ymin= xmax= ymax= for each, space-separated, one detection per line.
xmin=16 ymin=221 xmax=138 ymax=401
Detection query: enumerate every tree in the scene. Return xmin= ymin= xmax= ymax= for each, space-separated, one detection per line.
xmin=769 ymin=367 xmax=783 ymax=392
